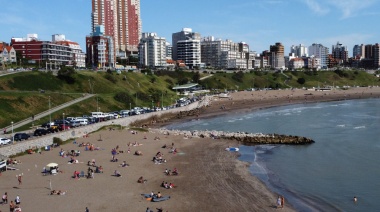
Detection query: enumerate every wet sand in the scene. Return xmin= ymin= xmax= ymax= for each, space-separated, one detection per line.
xmin=1 ymin=87 xmax=379 ymax=212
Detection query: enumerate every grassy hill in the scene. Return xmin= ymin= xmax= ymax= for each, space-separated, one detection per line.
xmin=0 ymin=69 xmax=379 ymax=129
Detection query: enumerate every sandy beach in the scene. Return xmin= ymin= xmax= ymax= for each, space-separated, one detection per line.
xmin=1 ymin=87 xmax=379 ymax=212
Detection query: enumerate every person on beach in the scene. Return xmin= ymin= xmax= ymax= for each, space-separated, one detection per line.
xmin=281 ymin=196 xmax=285 ymax=208
xmin=2 ymin=192 xmax=8 ymax=204
xmin=17 ymin=175 xmax=22 ymax=185
xmin=114 ymin=170 xmax=121 ymax=177
xmin=277 ymin=196 xmax=282 ymax=209
xmin=85 ymin=207 xmax=89 ymax=212
xmin=15 ymin=195 xmax=20 ymax=205
xmin=10 ymin=200 xmax=15 ymax=212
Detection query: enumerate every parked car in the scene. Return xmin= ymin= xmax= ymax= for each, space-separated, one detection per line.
xmin=54 ymin=119 xmax=70 ymax=126
xmin=58 ymin=124 xmax=70 ymax=131
xmin=34 ymin=128 xmax=49 ymax=136
xmin=0 ymin=138 xmax=11 ymax=145
xmin=69 ymin=120 xmax=81 ymax=128
xmin=75 ymin=118 xmax=88 ymax=126
xmin=41 ymin=122 xmax=54 ymax=128
xmin=48 ymin=125 xmax=59 ymax=133
xmin=13 ymin=133 xmax=30 ymax=141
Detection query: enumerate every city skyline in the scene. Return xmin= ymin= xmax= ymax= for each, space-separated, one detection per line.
xmin=0 ymin=0 xmax=379 ymax=55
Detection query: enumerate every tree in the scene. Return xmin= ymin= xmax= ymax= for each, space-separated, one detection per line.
xmin=57 ymin=66 xmax=76 ymax=84
xmin=192 ymin=71 xmax=200 ymax=83
xmin=297 ymin=77 xmax=306 ymax=85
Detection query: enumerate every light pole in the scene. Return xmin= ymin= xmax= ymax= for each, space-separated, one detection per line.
xmin=62 ymin=113 xmax=65 ymax=131
xmin=161 ymin=93 xmax=164 ymax=109
xmin=88 ymin=79 xmax=94 ymax=94
xmin=11 ymin=121 xmax=14 ymax=143
xmin=97 ymin=96 xmax=99 ymax=112
xmin=135 ymin=93 xmax=138 ymax=107
xmin=49 ymin=96 xmax=51 ymax=124
xmin=129 ymin=102 xmax=131 ymax=111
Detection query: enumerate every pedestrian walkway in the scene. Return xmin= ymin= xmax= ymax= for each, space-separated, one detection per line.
xmin=2 ymin=94 xmax=95 ymax=134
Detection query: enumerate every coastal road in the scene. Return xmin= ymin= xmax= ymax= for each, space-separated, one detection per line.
xmin=2 ymin=94 xmax=95 ymax=134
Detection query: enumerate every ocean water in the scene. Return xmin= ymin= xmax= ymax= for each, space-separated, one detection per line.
xmin=166 ymin=98 xmax=380 ymax=212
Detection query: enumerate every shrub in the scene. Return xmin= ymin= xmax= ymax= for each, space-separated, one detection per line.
xmin=114 ymin=92 xmax=130 ymax=103
xmin=297 ymin=77 xmax=306 ymax=84
xmin=105 ymin=74 xmax=117 ymax=83
xmin=53 ymin=137 xmax=63 ymax=146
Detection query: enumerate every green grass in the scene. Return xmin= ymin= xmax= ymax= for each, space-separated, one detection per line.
xmin=1 ymin=69 xmax=379 ymax=129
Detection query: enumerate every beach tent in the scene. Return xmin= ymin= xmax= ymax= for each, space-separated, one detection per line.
xmin=46 ymin=163 xmax=58 ymax=168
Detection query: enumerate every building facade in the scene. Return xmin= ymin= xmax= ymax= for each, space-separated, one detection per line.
xmin=11 ymin=34 xmax=83 ymax=67
xmin=86 ymin=26 xmax=115 ymax=68
xmin=177 ymin=39 xmax=201 ymax=69
xmin=52 ymin=34 xmax=86 ymax=68
xmin=91 ymin=0 xmax=142 ymax=54
xmin=269 ymin=42 xmax=285 ymax=69
xmin=0 ymin=43 xmax=17 ymax=64
xmin=332 ymin=42 xmax=348 ymax=64
xmin=353 ymin=44 xmax=365 ymax=58
xmin=309 ymin=43 xmax=329 ymax=68
xmin=172 ymin=28 xmax=201 ymax=61
xmin=138 ymin=32 xmax=167 ymax=68
xmin=290 ymin=44 xmax=308 ymax=57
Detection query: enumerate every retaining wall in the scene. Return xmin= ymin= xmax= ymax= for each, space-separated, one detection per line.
xmin=0 ymin=98 xmax=209 ymax=158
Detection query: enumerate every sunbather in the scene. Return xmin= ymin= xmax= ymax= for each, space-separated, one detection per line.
xmin=114 ymin=170 xmax=121 ymax=177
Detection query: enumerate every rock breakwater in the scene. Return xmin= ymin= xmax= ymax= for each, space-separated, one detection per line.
xmin=153 ymin=129 xmax=315 ymax=145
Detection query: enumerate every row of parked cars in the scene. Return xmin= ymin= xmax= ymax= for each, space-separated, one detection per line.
xmin=0 ymin=132 xmax=31 ymax=145
xmin=0 ymin=96 xmax=203 ymax=145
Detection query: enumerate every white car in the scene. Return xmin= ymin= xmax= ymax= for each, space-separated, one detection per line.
xmin=0 ymin=138 xmax=11 ymax=145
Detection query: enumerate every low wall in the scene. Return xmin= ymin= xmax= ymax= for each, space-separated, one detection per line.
xmin=0 ymin=97 xmax=209 ymax=158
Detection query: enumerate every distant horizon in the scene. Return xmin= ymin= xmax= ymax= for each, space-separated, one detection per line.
xmin=1 ymin=0 xmax=379 ymax=56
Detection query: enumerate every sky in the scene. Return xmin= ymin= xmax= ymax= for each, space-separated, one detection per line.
xmin=1 ymin=0 xmax=379 ymax=56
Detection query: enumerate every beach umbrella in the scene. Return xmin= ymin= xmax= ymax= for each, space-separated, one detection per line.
xmin=46 ymin=163 xmax=58 ymax=167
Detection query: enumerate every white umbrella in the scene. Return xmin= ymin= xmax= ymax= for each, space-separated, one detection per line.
xmin=46 ymin=163 xmax=58 ymax=168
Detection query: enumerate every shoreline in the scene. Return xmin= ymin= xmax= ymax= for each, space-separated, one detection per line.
xmin=0 ymin=87 xmax=379 ymax=211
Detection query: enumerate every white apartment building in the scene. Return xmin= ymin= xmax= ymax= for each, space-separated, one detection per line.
xmin=200 ymin=37 xmax=251 ymax=69
xmin=288 ymin=58 xmax=304 ymax=69
xmin=172 ymin=28 xmax=201 ymax=61
xmin=53 ymin=34 xmax=86 ymax=68
xmin=290 ymin=44 xmax=308 ymax=57
xmin=138 ymin=32 xmax=167 ymax=68
xmin=309 ymin=43 xmax=329 ymax=68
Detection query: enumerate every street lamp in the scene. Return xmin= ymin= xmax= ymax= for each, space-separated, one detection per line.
xmin=62 ymin=113 xmax=65 ymax=131
xmin=162 ymin=93 xmax=164 ymax=109
xmin=49 ymin=96 xmax=51 ymax=124
xmin=11 ymin=121 xmax=14 ymax=143
xmin=135 ymin=93 xmax=138 ymax=107
xmin=96 ymin=96 xmax=99 ymax=112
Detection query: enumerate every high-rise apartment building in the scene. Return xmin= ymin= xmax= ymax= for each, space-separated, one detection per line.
xmin=86 ymin=25 xmax=115 ymax=68
xmin=172 ymin=28 xmax=201 ymax=61
xmin=269 ymin=42 xmax=285 ymax=69
xmin=138 ymin=33 xmax=167 ymax=68
xmin=365 ymin=44 xmax=373 ymax=59
xmin=309 ymin=43 xmax=329 ymax=68
xmin=91 ymin=0 xmax=142 ymax=54
xmin=201 ymin=37 xmax=238 ymax=69
xmin=332 ymin=42 xmax=348 ymax=63
xmin=353 ymin=44 xmax=365 ymax=58
xmin=373 ymin=43 xmax=380 ymax=68
xmin=290 ymin=44 xmax=308 ymax=57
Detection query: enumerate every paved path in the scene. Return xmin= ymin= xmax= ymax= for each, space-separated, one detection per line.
xmin=2 ymin=94 xmax=95 ymax=134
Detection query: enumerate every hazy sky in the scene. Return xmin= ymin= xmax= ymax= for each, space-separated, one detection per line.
xmin=1 ymin=0 xmax=379 ymax=55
